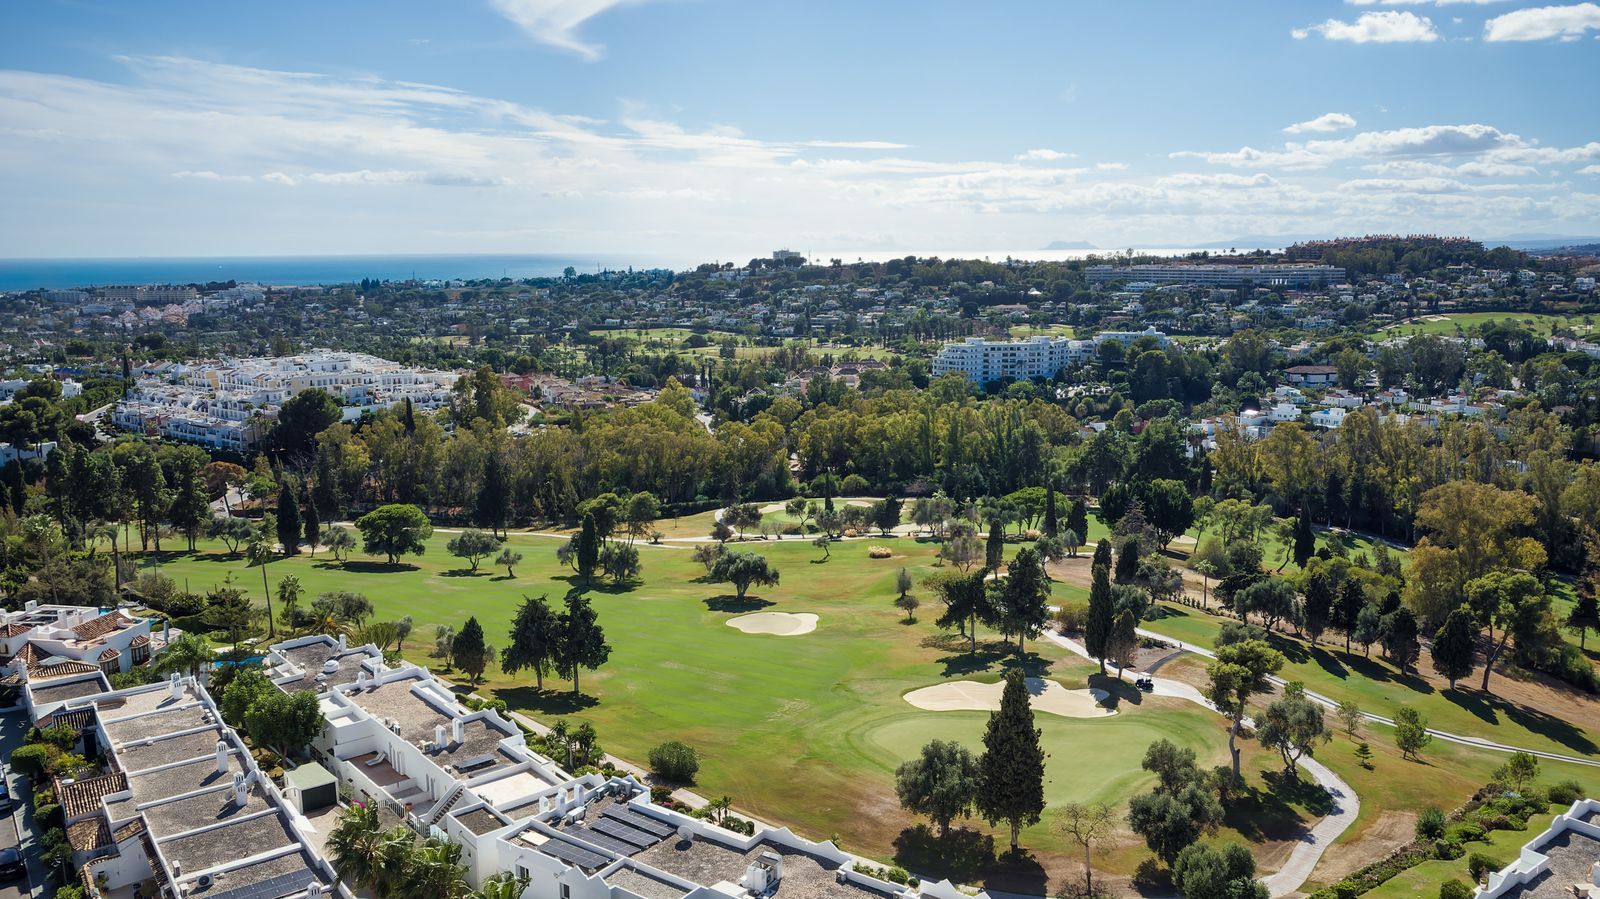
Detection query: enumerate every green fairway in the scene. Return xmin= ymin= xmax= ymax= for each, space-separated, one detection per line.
xmin=1371 ymin=310 xmax=1596 ymax=339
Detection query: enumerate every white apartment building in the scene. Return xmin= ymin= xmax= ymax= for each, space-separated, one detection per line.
xmin=1084 ymin=263 xmax=1346 ymax=288
xmin=1476 ymin=797 xmax=1599 ymax=898
xmin=260 ymin=635 xmax=985 ymax=899
xmin=0 ymin=601 xmax=157 ymax=676
xmin=113 ymin=351 xmax=459 ymax=450
xmin=931 ymin=328 xmax=1171 ymax=384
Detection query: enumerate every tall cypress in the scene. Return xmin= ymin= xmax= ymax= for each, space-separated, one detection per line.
xmin=1085 ymin=563 xmax=1114 ymax=674
xmin=302 ymin=484 xmax=321 ymax=557
xmin=575 ymin=513 xmax=600 ymax=586
xmin=976 ymin=668 xmax=1046 ymax=851
xmin=276 ymin=479 xmax=301 ymax=555
xmin=1091 ymin=537 xmax=1112 ymax=570
xmin=1043 ymin=484 xmax=1058 ymax=538
xmin=1067 ymin=498 xmax=1089 ymax=548
xmin=1293 ymin=506 xmax=1315 ymax=569
xmin=477 ymin=451 xmax=509 ymax=537
xmin=985 ymin=521 xmax=1005 ymax=571
xmin=1431 ymin=606 xmax=1477 ymax=690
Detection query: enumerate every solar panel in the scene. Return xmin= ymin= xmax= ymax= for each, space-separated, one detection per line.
xmin=590 ymin=818 xmax=655 ymax=848
xmin=539 ymin=838 xmax=610 ymax=870
xmin=208 ymin=869 xmax=326 ymax=899
xmin=570 ymin=827 xmax=637 ymax=856
xmin=603 ymin=806 xmax=674 ymax=837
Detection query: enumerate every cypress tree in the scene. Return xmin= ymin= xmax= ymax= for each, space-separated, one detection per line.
xmin=1334 ymin=579 xmax=1364 ymax=653
xmin=977 ymin=668 xmax=1046 ymax=852
xmin=276 ymin=479 xmax=301 ymax=555
xmin=477 ymin=451 xmax=509 ymax=537
xmin=401 ymin=397 xmax=416 ymax=433
xmin=1067 ymin=498 xmax=1089 ymax=547
xmin=1431 ymin=606 xmax=1477 ymax=690
xmin=1091 ymin=537 xmax=1112 ymax=570
xmin=1301 ymin=569 xmax=1333 ymax=645
xmin=1114 ymin=538 xmax=1141 ymax=585
xmin=452 ymin=616 xmax=489 ymax=684
xmin=576 ymin=513 xmax=601 ymax=586
xmin=1085 ymin=563 xmax=1114 ymax=674
xmin=1043 ymin=485 xmax=1058 ymax=538
xmin=1293 ymin=506 xmax=1315 ymax=569
xmin=302 ymin=484 xmax=320 ymax=557
xmin=986 ymin=521 xmax=1005 ymax=572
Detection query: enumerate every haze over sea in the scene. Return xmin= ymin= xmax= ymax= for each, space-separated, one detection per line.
xmin=0 ymin=249 xmax=1230 ymax=292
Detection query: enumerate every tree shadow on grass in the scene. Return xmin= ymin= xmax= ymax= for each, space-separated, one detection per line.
xmin=1087 ymin=673 xmax=1142 ymax=709
xmin=1341 ymin=651 xmax=1433 ymax=694
xmin=323 ymin=560 xmax=420 ymax=574
xmin=497 ymin=684 xmax=599 ymax=715
xmin=704 ymin=595 xmax=773 ymax=613
xmin=440 ymin=569 xmax=491 ymax=578
xmin=979 ymin=847 xmax=1049 ymax=897
xmin=1444 ymin=688 xmax=1598 ymax=755
xmin=891 ymin=825 xmax=995 ymax=885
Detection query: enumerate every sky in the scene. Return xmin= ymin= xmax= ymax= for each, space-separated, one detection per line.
xmin=2 ymin=0 xmax=1599 ymax=261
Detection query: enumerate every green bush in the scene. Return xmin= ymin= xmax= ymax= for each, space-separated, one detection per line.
xmin=1451 ymin=822 xmax=1486 ymax=843
xmin=839 ymin=474 xmax=870 ymax=496
xmin=1416 ymin=806 xmax=1448 ymax=841
xmin=647 ymin=740 xmax=700 ymax=784
xmin=1467 ymin=852 xmax=1505 ymax=883
xmin=52 ymin=883 xmax=85 ymax=899
xmin=1480 ymin=814 xmax=1510 ymax=831
xmin=11 ymin=744 xmax=51 ymax=776
xmin=1438 ymin=880 xmax=1472 ymax=899
xmin=1546 ymin=780 xmax=1583 ymax=805
xmin=1433 ymin=838 xmax=1463 ymax=860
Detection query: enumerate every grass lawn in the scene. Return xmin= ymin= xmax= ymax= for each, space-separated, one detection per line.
xmin=1357 ymin=809 xmax=1548 ymax=899
xmin=1371 ymin=311 xmax=1596 ymax=339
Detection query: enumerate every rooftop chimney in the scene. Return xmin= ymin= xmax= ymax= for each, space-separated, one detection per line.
xmin=434 ymin=724 xmax=446 ymax=749
xmin=170 ymin=673 xmax=184 ymax=699
xmin=451 ymin=717 xmax=464 ymax=744
xmin=232 ymin=771 xmax=248 ymax=806
xmin=215 ymin=740 xmax=229 ymax=774
xmin=337 ymin=633 xmax=348 ymax=651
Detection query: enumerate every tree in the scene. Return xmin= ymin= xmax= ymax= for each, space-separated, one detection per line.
xmin=985 ymin=521 xmax=1005 ymax=571
xmin=272 ymin=389 xmax=342 ymax=459
xmin=933 ymin=570 xmax=993 ymax=655
xmin=1061 ymin=528 xmax=1081 ymax=558
xmin=1172 ymin=842 xmax=1267 ymax=899
xmin=453 ymin=617 xmax=490 ymax=684
xmin=575 ymin=513 xmax=601 ymax=585
xmin=708 ymin=550 xmax=779 ymax=600
xmin=327 ymin=803 xmax=386 ymax=893
xmin=1355 ymin=741 xmax=1374 ymax=769
xmin=1382 ymin=607 xmax=1421 ymax=674
xmin=1394 ymin=705 xmax=1432 ymax=760
xmin=976 ymin=669 xmax=1046 ymax=851
xmin=872 ymin=496 xmax=902 ymax=536
xmin=1067 ymin=499 xmax=1089 ymax=548
xmin=1431 ymin=606 xmax=1478 ymax=690
xmin=1085 ymin=563 xmax=1115 ymax=674
xmin=1055 ymin=802 xmax=1113 ymax=897
xmin=496 ymin=547 xmax=522 ymax=577
xmin=1257 ymin=682 xmax=1329 ymax=774
xmin=1465 ymin=570 xmax=1548 ymax=694
xmin=1354 ymin=602 xmax=1382 ymax=657
xmin=302 ymin=483 xmax=321 ymax=556
xmin=812 ymin=535 xmax=831 ymax=561
xmin=554 ymin=593 xmax=610 ymax=695
xmin=220 ymin=668 xmax=275 ymax=727
xmin=1416 ymin=806 xmax=1447 ymax=841
xmin=447 ymin=529 xmax=503 ymax=572
xmin=1336 ymin=699 xmax=1363 ymax=740
xmin=1043 ymin=484 xmax=1058 ymax=538
xmin=693 ymin=542 xmax=725 ymax=572
xmin=208 ymin=514 xmax=258 ymax=555
xmin=648 ymin=740 xmax=699 ymax=783
xmin=599 ymin=541 xmax=642 ymax=588
xmin=938 ymin=526 xmax=981 ymax=570
xmin=623 ymin=492 xmax=661 ymax=543
xmin=895 ymin=739 xmax=978 ymax=838
xmin=1127 ymin=788 xmax=1219 ymax=868
xmin=476 ymin=451 xmax=511 ymax=537
xmin=1108 ymin=609 xmax=1139 ymax=680
xmin=895 ymin=593 xmax=920 ymax=623
xmin=325 ymin=525 xmax=356 ymax=561
xmin=1114 ymin=537 xmax=1141 ymax=585
xmin=995 ymin=546 xmax=1050 ymax=654
xmin=355 ymin=504 xmax=433 ymax=564
xmin=167 ymin=448 xmax=210 ymax=551
xmin=1301 ymin=569 xmax=1334 ymax=645
xmin=1334 ymin=578 xmax=1366 ymax=653
xmin=1143 ymin=479 xmax=1194 ymax=549
xmin=156 ymin=633 xmax=212 ymax=678
xmin=244 ymin=689 xmax=325 ymax=759
xmin=1494 ymin=751 xmax=1539 ymax=792
xmin=1293 ymin=505 xmax=1315 ymax=569
xmin=501 ymin=595 xmax=559 ymax=690
xmin=277 ymin=575 xmax=304 ymax=629
xmin=276 ymin=478 xmax=302 ymax=555
xmin=1206 ymin=639 xmax=1285 ymax=779
xmin=1568 ymin=595 xmax=1600 ymax=651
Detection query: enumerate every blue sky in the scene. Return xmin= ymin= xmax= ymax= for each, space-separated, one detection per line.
xmin=2 ymin=0 xmax=1598 ymax=260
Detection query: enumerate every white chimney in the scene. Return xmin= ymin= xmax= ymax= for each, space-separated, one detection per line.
xmin=232 ymin=772 xmax=248 ymax=806
xmin=215 ymin=740 xmax=229 ymax=774
xmin=355 ymin=670 xmax=368 ymax=689
xmin=337 ymin=634 xmax=347 ymax=651
xmin=307 ymin=883 xmax=323 ymax=899
xmin=24 ymin=600 xmax=37 ymax=612
xmin=434 ymin=724 xmax=446 ymax=749
xmin=451 ymin=717 xmax=465 ymax=744
xmin=169 ymin=673 xmax=184 ymax=699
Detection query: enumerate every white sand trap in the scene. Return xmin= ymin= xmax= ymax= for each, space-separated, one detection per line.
xmin=726 ymin=611 xmax=819 ymax=636
xmin=904 ymin=678 xmax=1115 ymax=718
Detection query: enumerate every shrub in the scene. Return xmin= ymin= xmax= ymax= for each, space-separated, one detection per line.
xmin=867 ymin=546 xmax=892 ymax=559
xmin=1479 ymin=814 xmax=1510 ymax=832
xmin=12 ymin=744 xmax=51 ymax=776
xmin=53 ymin=884 xmax=86 ymax=899
xmin=1432 ymin=838 xmax=1463 ymax=860
xmin=1546 ymin=779 xmax=1583 ymax=805
xmin=1467 ymin=852 xmax=1504 ymax=883
xmin=1451 ymin=822 xmax=1486 ymax=843
xmin=648 ymin=740 xmax=700 ymax=784
xmin=1438 ymin=880 xmax=1472 ymax=899
xmin=649 ymin=786 xmax=672 ymax=804
xmin=1054 ymin=602 xmax=1088 ymax=633
xmin=1416 ymin=806 xmax=1448 ymax=841
xmin=34 ymin=802 xmax=61 ymax=826
xmin=839 ymin=474 xmax=870 ymax=496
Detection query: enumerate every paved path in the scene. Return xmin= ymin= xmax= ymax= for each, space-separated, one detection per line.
xmin=1136 ymin=627 xmax=1600 ymax=769
xmin=1040 ymin=628 xmax=1358 ymax=898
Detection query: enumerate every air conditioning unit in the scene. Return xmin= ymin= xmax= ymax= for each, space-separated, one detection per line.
xmin=196 ymin=874 xmax=213 ymax=890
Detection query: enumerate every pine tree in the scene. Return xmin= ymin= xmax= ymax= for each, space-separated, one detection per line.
xmin=1334 ymin=579 xmax=1364 ymax=653
xmin=1043 ymin=485 xmax=1058 ymax=538
xmin=1293 ymin=506 xmax=1315 ymax=569
xmin=1091 ymin=537 xmax=1112 ymax=570
xmin=977 ymin=668 xmax=1046 ymax=852
xmin=452 ymin=616 xmax=489 ymax=684
xmin=302 ymin=484 xmax=320 ymax=557
xmin=276 ymin=478 xmax=301 ymax=555
xmin=554 ymin=593 xmax=611 ymax=696
xmin=576 ymin=513 xmax=601 ymax=586
xmin=1301 ymin=569 xmax=1334 ymax=645
xmin=1085 ymin=563 xmax=1114 ymax=674
xmin=502 ymin=595 xmax=558 ymax=690
xmin=1431 ymin=606 xmax=1477 ymax=690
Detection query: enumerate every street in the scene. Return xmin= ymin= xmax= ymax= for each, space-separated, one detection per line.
xmin=0 ymin=711 xmax=45 ymax=899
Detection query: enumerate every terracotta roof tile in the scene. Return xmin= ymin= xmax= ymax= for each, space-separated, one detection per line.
xmin=71 ymin=612 xmax=133 ymax=642
xmin=98 ymin=647 xmax=120 ymax=661
xmin=67 ymin=818 xmax=111 ymax=853
xmin=55 ymin=772 xmax=127 ymax=819
xmin=112 ymin=819 xmax=145 ymax=843
xmin=129 ymin=634 xmax=150 ymax=647
xmin=1 ymin=623 xmax=28 ymax=638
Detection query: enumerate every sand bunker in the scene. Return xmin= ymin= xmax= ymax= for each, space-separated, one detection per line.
xmin=726 ymin=612 xmax=819 ymax=636
xmin=904 ymin=678 xmax=1114 ymax=718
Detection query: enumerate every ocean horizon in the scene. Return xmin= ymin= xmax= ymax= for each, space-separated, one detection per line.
xmin=0 ymin=248 xmax=1230 ymax=291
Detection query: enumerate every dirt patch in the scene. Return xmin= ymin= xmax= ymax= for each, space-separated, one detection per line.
xmin=1310 ymin=809 xmax=1418 ymax=884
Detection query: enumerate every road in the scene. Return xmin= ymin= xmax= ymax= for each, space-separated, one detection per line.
xmin=0 ymin=711 xmax=44 ymax=899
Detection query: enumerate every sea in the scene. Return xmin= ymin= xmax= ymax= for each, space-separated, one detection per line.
xmin=0 ymin=248 xmax=1224 ymax=291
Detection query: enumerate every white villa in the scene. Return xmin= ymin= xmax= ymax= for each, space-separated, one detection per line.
xmin=1477 ymin=798 xmax=1600 ymax=898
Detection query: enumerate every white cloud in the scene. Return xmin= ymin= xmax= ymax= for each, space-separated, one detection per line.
xmin=1580 ymin=164 xmax=1600 ymax=175
xmin=262 ymin=172 xmax=298 ymax=186
xmin=1454 ymin=160 xmax=1539 ymax=176
xmin=803 ymin=140 xmax=910 ymax=150
xmin=1014 ymin=149 xmax=1075 ymax=161
xmin=1346 ymin=0 xmax=1506 ymax=5
xmin=486 ymin=0 xmax=646 ymax=61
xmin=1095 ymin=162 xmax=1129 ymax=171
xmin=1176 ymin=123 xmax=1526 ymax=169
xmin=1284 ymin=112 xmax=1358 ymax=134
xmin=171 ymin=170 xmax=253 ymax=183
xmin=1156 ymin=173 xmax=1278 ymax=188
xmin=1483 ymin=3 xmax=1600 ymax=40
xmin=1293 ymin=11 xmax=1440 ymax=41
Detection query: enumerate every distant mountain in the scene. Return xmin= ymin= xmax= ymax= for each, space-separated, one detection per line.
xmin=1042 ymin=240 xmax=1099 ymax=250
xmin=1191 ymin=234 xmax=1328 ymax=250
xmin=1483 ymin=235 xmax=1600 ymax=251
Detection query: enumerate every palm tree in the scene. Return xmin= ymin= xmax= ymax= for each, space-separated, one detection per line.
xmin=155 ymin=633 xmax=212 ymax=679
xmin=371 ymin=827 xmax=417 ymax=899
xmin=410 ymin=838 xmax=470 ymax=899
xmin=325 ymin=804 xmax=385 ymax=893
xmin=246 ymin=536 xmax=277 ymax=638
xmin=468 ymin=873 xmax=529 ymax=899
xmin=277 ymin=575 xmax=303 ymax=632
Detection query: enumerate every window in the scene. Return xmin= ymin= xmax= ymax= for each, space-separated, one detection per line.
xmin=560 ymin=884 xmax=571 ymax=899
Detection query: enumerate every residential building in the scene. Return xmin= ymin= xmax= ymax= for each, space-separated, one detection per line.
xmin=1084 ymin=263 xmax=1346 ymax=288
xmin=1476 ymin=797 xmax=1599 ymax=898
xmin=1284 ymin=365 xmax=1339 ymax=387
xmin=1 ymin=602 xmax=156 ymax=677
xmin=930 ymin=328 xmax=1170 ymax=384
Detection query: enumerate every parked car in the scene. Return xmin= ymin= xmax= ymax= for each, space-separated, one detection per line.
xmin=0 ymin=847 xmax=23 ymax=880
